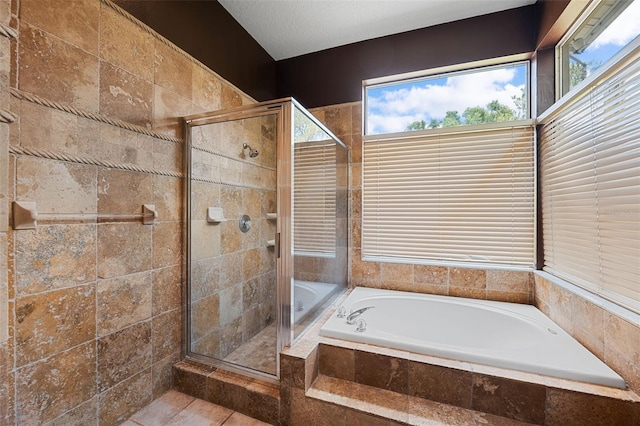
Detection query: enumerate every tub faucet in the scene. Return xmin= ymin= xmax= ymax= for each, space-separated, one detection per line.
xmin=346 ymin=306 xmax=375 ymax=324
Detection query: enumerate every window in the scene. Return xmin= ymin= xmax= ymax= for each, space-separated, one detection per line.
xmin=558 ymin=0 xmax=640 ymax=96
xmin=365 ymin=60 xmax=529 ymax=135
xmin=362 ymin=59 xmax=536 ymax=269
xmin=541 ymin=13 xmax=640 ymax=313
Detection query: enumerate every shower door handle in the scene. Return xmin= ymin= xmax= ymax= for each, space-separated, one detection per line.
xmin=275 ymin=232 xmax=280 ymax=259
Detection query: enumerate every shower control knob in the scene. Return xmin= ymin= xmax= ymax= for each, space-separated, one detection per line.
xmin=239 ymin=215 xmax=252 ymax=233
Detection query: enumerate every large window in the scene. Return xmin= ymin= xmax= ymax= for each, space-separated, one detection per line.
xmin=541 ymin=5 xmax=640 ymax=313
xmin=558 ymin=0 xmax=640 ymax=96
xmin=362 ymin=59 xmax=536 ymax=269
xmin=365 ymin=60 xmax=529 ymax=135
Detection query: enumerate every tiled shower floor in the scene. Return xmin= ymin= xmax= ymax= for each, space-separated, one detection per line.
xmin=123 ymin=390 xmax=270 ymax=426
xmin=224 ymin=324 xmax=278 ymax=375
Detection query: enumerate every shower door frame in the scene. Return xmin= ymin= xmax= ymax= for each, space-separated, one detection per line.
xmin=183 ymin=99 xmax=292 ymax=383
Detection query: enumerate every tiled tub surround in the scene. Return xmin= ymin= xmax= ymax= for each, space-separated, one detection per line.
xmin=1 ymin=0 xmax=257 ymax=424
xmin=320 ymin=287 xmax=625 ymax=388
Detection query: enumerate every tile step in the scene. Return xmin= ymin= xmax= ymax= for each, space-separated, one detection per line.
xmin=307 ymin=374 xmax=534 ymax=426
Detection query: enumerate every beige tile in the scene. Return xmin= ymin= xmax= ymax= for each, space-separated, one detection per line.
xmin=243 ymin=247 xmax=261 ymax=281
xmin=45 ymin=397 xmax=98 ymax=426
xmin=152 ymin=265 xmax=182 ymax=316
xmin=20 ymin=0 xmax=99 ymax=54
xmin=98 ymin=322 xmax=152 ymax=392
xmin=222 ymin=411 xmax=270 ymax=426
xmin=100 ymin=5 xmax=154 ymax=81
xmin=153 ymin=175 xmax=182 ymax=222
xmin=354 ymin=350 xmax=408 ymax=394
xmin=192 ymin=330 xmax=221 ymax=359
xmin=152 ymin=351 xmax=180 ymax=398
xmin=15 ymin=224 xmax=97 ymax=294
xmin=191 ymin=294 xmax=220 ymax=341
xmin=486 ymin=270 xmax=531 ymax=293
xmin=546 ymin=388 xmax=636 ymax=426
xmin=97 ymin=223 xmax=152 ymax=279
xmin=153 ymin=85 xmax=195 ymax=139
xmin=16 ymin=157 xmax=97 ymax=214
xmin=99 ymin=370 xmax=153 ymax=426
xmin=449 ymin=267 xmax=486 ymax=288
xmin=15 ymin=285 xmax=95 ymax=366
xmin=408 ymin=396 xmax=476 ymax=426
xmin=154 ymin=40 xmax=192 ymax=101
xmin=220 ymin=252 xmax=242 ymax=288
xmin=192 ymin=65 xmax=221 ymax=111
xmin=221 ymin=220 xmax=241 ymax=254
xmin=190 ymin=220 xmax=221 ymax=261
xmin=16 ymin=342 xmax=96 ymax=424
xmin=408 ymin=361 xmax=473 ymax=408
xmin=99 ymin=61 xmax=153 ymax=128
xmin=380 ymin=262 xmax=413 ymax=284
xmin=153 ymin=138 xmax=183 ymax=173
xmin=158 ymin=399 xmax=228 ymax=426
xmin=97 ymin=272 xmax=152 ymax=336
xmin=191 ymin=258 xmax=220 ymax=301
xmin=19 ymin=22 xmax=99 ymax=112
xmin=50 ymin=109 xmax=80 ymax=154
xmin=98 ymin=168 xmax=153 ymax=215
xmin=471 ymin=374 xmax=545 ymax=424
xmin=571 ymin=296 xmax=605 ymax=360
xmin=319 ymin=344 xmax=355 ymax=382
xmin=604 ymin=313 xmax=640 ymax=394
xmin=173 ymin=361 xmax=213 ymax=401
xmin=152 ymin=309 xmax=181 ymax=362
xmin=153 ymin=221 xmax=181 ymax=268
xmin=219 ymin=284 xmax=243 ymax=326
xmin=413 ymin=264 xmax=448 ymax=286
xmin=220 ymin=83 xmax=242 ymax=109
xmin=324 ymin=104 xmax=353 ymax=137
xmin=129 ymin=389 xmax=195 ymax=426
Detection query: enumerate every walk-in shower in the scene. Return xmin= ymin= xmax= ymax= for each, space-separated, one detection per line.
xmin=183 ymin=98 xmax=349 ymax=381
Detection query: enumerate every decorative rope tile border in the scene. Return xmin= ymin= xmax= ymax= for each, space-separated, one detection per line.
xmin=0 ymin=22 xmax=17 ymax=39
xmin=0 ymin=109 xmax=17 ymax=123
xmin=9 ymin=145 xmax=183 ymax=178
xmin=10 ymin=88 xmax=182 ymax=144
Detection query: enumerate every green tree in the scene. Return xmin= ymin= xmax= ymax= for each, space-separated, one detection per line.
xmin=405 ymin=120 xmax=427 ymax=131
xmin=462 ymin=106 xmax=490 ymax=125
xmin=487 ymin=100 xmax=517 ymax=122
xmin=428 ymin=118 xmax=441 ymax=129
xmin=511 ymin=87 xmax=527 ymax=119
xmin=442 ymin=110 xmax=461 ymax=127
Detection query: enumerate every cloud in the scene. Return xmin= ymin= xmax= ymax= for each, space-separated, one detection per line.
xmin=367 ymin=67 xmax=524 ymax=134
xmin=588 ymin=0 xmax=640 ymax=50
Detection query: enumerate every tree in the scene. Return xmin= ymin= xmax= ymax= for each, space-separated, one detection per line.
xmin=462 ymin=106 xmax=490 ymax=125
xmin=405 ymin=120 xmax=427 ymax=131
xmin=442 ymin=110 xmax=461 ymax=127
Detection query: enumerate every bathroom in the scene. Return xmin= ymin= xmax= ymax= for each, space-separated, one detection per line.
xmin=0 ymin=0 xmax=639 ymax=425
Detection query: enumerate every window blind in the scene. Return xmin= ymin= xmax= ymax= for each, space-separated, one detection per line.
xmin=539 ymin=47 xmax=640 ymax=313
xmin=293 ymin=141 xmax=337 ymax=256
xmin=362 ymin=123 xmax=536 ymax=267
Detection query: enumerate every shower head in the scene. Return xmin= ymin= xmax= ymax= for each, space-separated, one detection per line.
xmin=243 ymin=143 xmax=259 ymax=158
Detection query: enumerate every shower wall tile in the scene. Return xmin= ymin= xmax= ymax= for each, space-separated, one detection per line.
xmin=46 ymin=397 xmax=98 ymax=426
xmin=449 ymin=268 xmax=486 ymax=289
xmin=99 ymin=61 xmax=153 ymax=128
xmin=97 ymin=223 xmax=152 ymax=278
xmin=154 ymin=39 xmax=193 ymax=101
xmin=152 ymin=351 xmax=180 ymax=398
xmin=191 ymin=258 xmax=220 ymax=301
xmin=190 ymin=220 xmax=220 ymax=261
xmin=220 ymin=316 xmax=243 ymax=358
xmin=153 ymin=175 xmax=182 ymax=222
xmin=16 ymin=157 xmax=97 ymax=214
xmin=97 ymin=272 xmax=152 ymax=337
xmin=221 ymin=83 xmax=243 ymax=109
xmin=99 ymin=5 xmax=154 ymax=81
xmin=191 ymin=294 xmax=220 ymax=341
xmin=97 ymin=321 xmax=152 ymax=392
xmin=193 ymin=330 xmax=221 ymax=359
xmin=14 ymin=224 xmax=97 ymax=294
xmin=98 ymin=168 xmax=153 ymax=214
xmin=152 ymin=309 xmax=181 ymax=362
xmin=153 ymin=138 xmax=183 ymax=173
xmin=16 ymin=342 xmax=96 ymax=424
xmin=19 ymin=22 xmax=99 ymax=112
xmin=221 ymin=220 xmax=241 ymax=254
xmin=152 ymin=265 xmax=182 ymax=316
xmin=152 ymin=85 xmax=194 ymax=139
xmin=192 ymin=64 xmax=222 ymax=111
xmin=152 ymin=221 xmax=181 ymax=268
xmin=20 ymin=0 xmax=99 ymax=54
xmin=98 ymin=369 xmax=153 ymax=426
xmin=219 ymin=284 xmax=243 ymax=326
xmin=15 ymin=284 xmax=96 ymax=366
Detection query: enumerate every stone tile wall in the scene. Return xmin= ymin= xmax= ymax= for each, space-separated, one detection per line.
xmin=1 ymin=0 xmax=255 ymax=424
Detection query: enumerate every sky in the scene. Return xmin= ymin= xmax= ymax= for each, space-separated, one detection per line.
xmin=366 ymin=0 xmax=640 ymax=135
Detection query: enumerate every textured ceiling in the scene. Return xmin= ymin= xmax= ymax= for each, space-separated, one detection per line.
xmin=218 ymin=0 xmax=537 ymax=60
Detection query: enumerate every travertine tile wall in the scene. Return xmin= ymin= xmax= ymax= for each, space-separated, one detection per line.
xmin=189 ymin=115 xmax=277 ymax=360
xmin=309 ymin=102 xmax=534 ymax=304
xmin=1 ymin=0 xmax=255 ymax=424
xmin=1 ymin=0 xmax=13 ymax=422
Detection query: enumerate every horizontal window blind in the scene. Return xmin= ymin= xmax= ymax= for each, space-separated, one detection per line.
xmin=363 ymin=124 xmax=536 ymax=267
xmin=539 ymin=46 xmax=640 ymax=313
xmin=293 ymin=141 xmax=337 ymax=256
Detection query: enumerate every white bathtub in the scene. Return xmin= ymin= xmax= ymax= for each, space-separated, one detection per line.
xmin=319 ymin=287 xmax=625 ymax=388
xmin=293 ymin=281 xmax=338 ymax=323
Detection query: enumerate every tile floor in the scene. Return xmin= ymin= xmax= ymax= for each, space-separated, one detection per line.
xmin=123 ymin=389 xmax=272 ymax=426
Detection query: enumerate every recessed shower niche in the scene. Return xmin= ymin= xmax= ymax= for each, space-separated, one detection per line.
xmin=183 ymin=98 xmax=349 ymax=381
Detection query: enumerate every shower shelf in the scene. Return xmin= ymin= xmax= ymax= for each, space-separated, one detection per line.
xmin=206 ymin=207 xmax=226 ymax=223
xmin=266 ymin=213 xmax=277 ymax=220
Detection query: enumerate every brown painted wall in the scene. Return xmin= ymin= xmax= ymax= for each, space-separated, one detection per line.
xmin=277 ymin=6 xmax=536 ymax=108
xmin=115 ymin=0 xmax=277 ymax=102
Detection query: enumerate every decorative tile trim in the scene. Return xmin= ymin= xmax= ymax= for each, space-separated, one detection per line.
xmin=0 ymin=108 xmax=17 ymax=123
xmin=9 ymin=145 xmax=182 ymax=178
xmin=0 ymin=22 xmax=17 ymax=39
xmin=10 ymin=88 xmax=182 ymax=144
